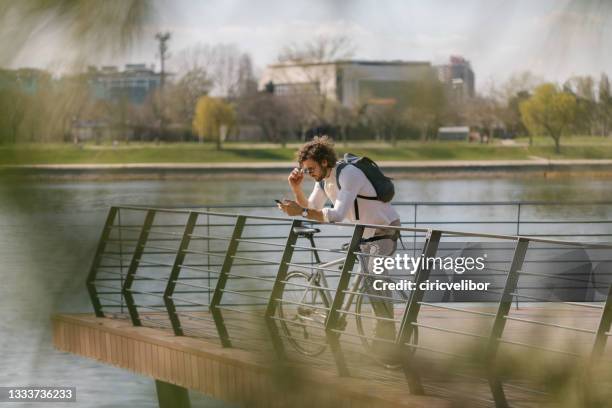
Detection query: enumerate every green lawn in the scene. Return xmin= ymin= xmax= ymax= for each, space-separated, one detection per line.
xmin=1 ymin=140 xmax=612 ymax=165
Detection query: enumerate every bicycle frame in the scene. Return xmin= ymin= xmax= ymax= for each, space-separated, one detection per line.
xmin=296 ymin=256 xmax=365 ymax=322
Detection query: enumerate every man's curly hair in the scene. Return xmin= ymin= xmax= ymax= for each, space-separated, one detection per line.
xmin=296 ymin=135 xmax=338 ymax=168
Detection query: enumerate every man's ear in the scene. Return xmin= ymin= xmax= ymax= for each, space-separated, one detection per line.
xmin=321 ymin=159 xmax=328 ymax=168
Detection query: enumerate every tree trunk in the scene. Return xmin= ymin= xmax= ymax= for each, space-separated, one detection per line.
xmin=553 ymin=135 xmax=561 ymax=154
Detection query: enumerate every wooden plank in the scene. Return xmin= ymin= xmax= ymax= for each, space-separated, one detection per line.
xmin=183 ymin=352 xmax=192 ymax=389
xmin=135 ymin=340 xmax=142 ymax=373
xmin=212 ymin=359 xmax=220 ymax=399
xmin=197 ymin=356 xmax=207 ymax=394
xmin=164 ymin=347 xmax=172 ymax=382
xmin=158 ymin=345 xmax=166 ymax=381
xmin=121 ymin=335 xmax=127 ymax=368
xmin=67 ymin=323 xmax=74 ymax=355
xmin=85 ymin=326 xmax=92 ymax=358
xmin=93 ymin=327 xmax=99 ymax=360
xmin=111 ymin=333 xmax=118 ymax=366
xmin=145 ymin=342 xmax=152 ymax=377
xmin=177 ymin=350 xmax=186 ymax=387
xmin=128 ymin=337 xmax=135 ymax=372
xmin=104 ymin=332 xmax=111 ymax=362
xmin=190 ymin=354 xmax=199 ymax=391
xmin=170 ymin=349 xmax=179 ymax=384
xmin=88 ymin=326 xmax=94 ymax=357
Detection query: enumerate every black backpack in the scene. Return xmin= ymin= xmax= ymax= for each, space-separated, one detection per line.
xmin=319 ymin=153 xmax=395 ymax=220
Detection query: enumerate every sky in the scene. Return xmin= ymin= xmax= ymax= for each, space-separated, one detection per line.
xmin=7 ymin=0 xmax=612 ymax=93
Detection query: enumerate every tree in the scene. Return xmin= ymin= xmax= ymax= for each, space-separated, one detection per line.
xmin=275 ymin=34 xmax=357 ymax=134
xmin=599 ymin=73 xmax=612 ymax=137
xmin=563 ymin=75 xmax=596 ymax=136
xmin=0 ymin=87 xmax=27 ymax=143
xmin=239 ymin=92 xmax=296 ymax=146
xmin=404 ymin=72 xmax=447 ymax=142
xmin=192 ymin=96 xmax=236 ymax=150
xmin=495 ymin=71 xmax=544 ymax=142
xmin=175 ymin=43 xmax=254 ymax=98
xmin=462 ymin=96 xmax=501 ymax=143
xmin=278 ymin=34 xmax=355 ymax=64
xmin=166 ymin=67 xmax=212 ymax=126
xmin=366 ymin=102 xmax=404 ymax=145
xmin=520 ymin=84 xmax=577 ymax=154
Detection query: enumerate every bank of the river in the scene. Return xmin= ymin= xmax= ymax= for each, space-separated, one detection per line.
xmin=2 ymin=159 xmax=612 ymax=180
xmin=2 ymin=138 xmax=612 ymax=166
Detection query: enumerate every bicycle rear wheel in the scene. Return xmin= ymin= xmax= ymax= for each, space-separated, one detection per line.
xmin=355 ymin=279 xmax=418 ymax=369
xmin=277 ymin=271 xmax=328 ymax=357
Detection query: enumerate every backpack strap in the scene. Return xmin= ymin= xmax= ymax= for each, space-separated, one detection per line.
xmin=335 ymin=162 xmax=378 ymax=220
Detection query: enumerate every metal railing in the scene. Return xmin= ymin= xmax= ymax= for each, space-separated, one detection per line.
xmin=85 ymin=203 xmax=612 ymax=407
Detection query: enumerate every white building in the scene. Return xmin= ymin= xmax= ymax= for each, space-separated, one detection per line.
xmin=259 ymin=60 xmax=435 ymax=109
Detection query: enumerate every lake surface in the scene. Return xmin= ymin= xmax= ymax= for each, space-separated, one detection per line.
xmin=1 ymin=176 xmax=611 ymax=407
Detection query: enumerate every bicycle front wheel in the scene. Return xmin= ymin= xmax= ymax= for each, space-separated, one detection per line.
xmin=277 ymin=271 xmax=328 ymax=357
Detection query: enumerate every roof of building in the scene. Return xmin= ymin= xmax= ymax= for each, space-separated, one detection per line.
xmin=268 ymin=59 xmax=431 ymax=69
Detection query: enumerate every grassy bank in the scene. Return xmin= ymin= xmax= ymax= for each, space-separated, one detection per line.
xmin=2 ymin=138 xmax=612 ymax=165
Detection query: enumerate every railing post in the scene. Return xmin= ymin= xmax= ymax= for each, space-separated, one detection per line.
xmin=206 ymin=208 xmax=211 ymax=304
xmin=164 ymin=212 xmax=199 ymax=336
xmin=324 ymin=225 xmax=365 ymax=377
xmin=413 ymin=203 xmax=418 ymax=257
xmin=485 ymin=237 xmax=529 ymax=408
xmin=264 ymin=220 xmax=302 ymax=360
xmin=591 ymin=283 xmax=612 ymax=360
xmin=122 ymin=210 xmax=156 ymax=326
xmin=396 ymin=229 xmax=442 ymax=395
xmin=118 ymin=209 xmax=125 ymax=314
xmin=515 ymin=203 xmax=522 ymax=310
xmin=86 ymin=207 xmax=119 ymax=318
xmin=209 ymin=215 xmax=246 ymax=348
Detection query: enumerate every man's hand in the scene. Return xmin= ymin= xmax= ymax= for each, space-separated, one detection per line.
xmin=288 ymin=168 xmax=304 ymax=189
xmin=277 ymin=200 xmax=303 ymax=216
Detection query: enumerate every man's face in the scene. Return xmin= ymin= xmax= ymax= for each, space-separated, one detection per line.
xmin=300 ymin=159 xmax=328 ymax=182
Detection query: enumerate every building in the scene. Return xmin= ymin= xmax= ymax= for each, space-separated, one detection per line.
xmin=259 ymin=60 xmax=435 ymax=109
xmin=0 ymin=68 xmax=51 ymax=94
xmin=437 ymin=126 xmax=470 ymax=141
xmin=435 ymin=56 xmax=475 ymax=99
xmin=87 ymin=64 xmax=163 ymax=105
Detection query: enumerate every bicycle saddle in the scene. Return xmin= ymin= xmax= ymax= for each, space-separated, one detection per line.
xmin=293 ymin=226 xmax=321 ymax=236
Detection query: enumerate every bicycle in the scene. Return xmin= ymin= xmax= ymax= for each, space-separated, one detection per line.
xmin=276 ymin=226 xmax=419 ymax=369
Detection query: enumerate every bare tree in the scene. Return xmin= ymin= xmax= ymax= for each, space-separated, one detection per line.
xmin=462 ymin=96 xmax=501 ymax=143
xmin=599 ymin=73 xmax=612 ymax=137
xmin=166 ymin=68 xmax=212 ymax=125
xmin=278 ymin=34 xmax=355 ymax=64
xmin=561 ymin=76 xmax=596 ymax=136
xmin=175 ymin=43 xmax=254 ymax=98
xmin=273 ymin=35 xmax=357 ymax=136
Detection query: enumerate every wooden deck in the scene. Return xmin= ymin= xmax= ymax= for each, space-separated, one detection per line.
xmin=52 ymin=304 xmax=609 ymax=407
xmin=52 ymin=313 xmax=451 ymax=408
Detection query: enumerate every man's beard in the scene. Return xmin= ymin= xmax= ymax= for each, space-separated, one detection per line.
xmin=314 ymin=167 xmax=328 ymax=182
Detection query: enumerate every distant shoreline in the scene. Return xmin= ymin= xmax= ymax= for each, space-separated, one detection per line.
xmin=2 ymin=159 xmax=612 ymax=180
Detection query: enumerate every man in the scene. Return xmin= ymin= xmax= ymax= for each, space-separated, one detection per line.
xmin=277 ymin=135 xmax=401 ymax=350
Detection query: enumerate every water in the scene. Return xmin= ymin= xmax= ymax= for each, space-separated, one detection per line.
xmin=1 ymin=176 xmax=611 ymax=407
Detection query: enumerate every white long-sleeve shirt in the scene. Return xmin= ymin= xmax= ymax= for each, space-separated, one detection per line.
xmin=307 ymin=165 xmax=400 ymax=238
